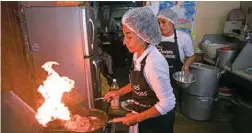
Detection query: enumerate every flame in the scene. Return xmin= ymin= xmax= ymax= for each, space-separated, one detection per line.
xmin=35 ymin=61 xmax=75 ymax=126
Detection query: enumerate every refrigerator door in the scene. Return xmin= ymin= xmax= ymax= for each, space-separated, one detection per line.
xmin=81 ymin=7 xmax=101 ymax=109
xmin=23 ymin=7 xmax=92 ymax=108
xmin=84 ymin=51 xmax=102 ymax=109
xmin=81 ymin=7 xmax=98 ymax=57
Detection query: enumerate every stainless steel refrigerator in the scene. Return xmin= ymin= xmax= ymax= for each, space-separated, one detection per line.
xmin=23 ymin=6 xmax=101 ymax=109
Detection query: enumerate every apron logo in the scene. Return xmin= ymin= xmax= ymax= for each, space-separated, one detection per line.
xmin=164 ymin=54 xmax=176 ymax=59
xmin=132 ymin=84 xmax=141 ymax=90
xmin=159 ymin=49 xmax=174 ymax=55
xmin=132 ymin=84 xmax=148 ymax=96
xmin=133 ymin=89 xmax=148 ymax=96
xmin=159 ymin=49 xmax=176 ymax=59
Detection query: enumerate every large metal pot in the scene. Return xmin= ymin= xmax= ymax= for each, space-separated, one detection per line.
xmin=186 ymin=63 xmax=220 ymax=97
xmin=216 ymin=48 xmax=237 ymax=68
xmin=180 ymin=92 xmax=215 ymax=121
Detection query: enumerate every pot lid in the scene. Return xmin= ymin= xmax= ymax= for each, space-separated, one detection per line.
xmin=190 ymin=63 xmax=219 ymax=71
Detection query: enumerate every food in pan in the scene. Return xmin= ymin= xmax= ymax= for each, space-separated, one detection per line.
xmin=64 ymin=114 xmax=101 ymax=132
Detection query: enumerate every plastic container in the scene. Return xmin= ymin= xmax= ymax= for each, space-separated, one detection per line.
xmin=110 ymin=79 xmax=120 ymax=109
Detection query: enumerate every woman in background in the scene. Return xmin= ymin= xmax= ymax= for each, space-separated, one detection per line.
xmin=157 ymin=8 xmax=195 ymax=104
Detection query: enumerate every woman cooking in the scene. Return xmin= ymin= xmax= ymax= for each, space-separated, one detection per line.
xmin=104 ymin=7 xmax=176 ymax=133
xmin=156 ymin=8 xmax=195 ymax=103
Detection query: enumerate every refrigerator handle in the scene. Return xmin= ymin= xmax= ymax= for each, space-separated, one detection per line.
xmin=88 ymin=18 xmax=94 ymax=50
xmin=84 ymin=18 xmax=96 ymax=58
xmin=92 ymin=60 xmax=101 ymax=93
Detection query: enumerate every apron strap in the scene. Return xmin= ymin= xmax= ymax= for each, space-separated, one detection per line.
xmin=174 ymin=29 xmax=178 ymax=45
xmin=140 ymin=54 xmax=149 ymax=72
xmin=130 ymin=54 xmax=149 ymax=71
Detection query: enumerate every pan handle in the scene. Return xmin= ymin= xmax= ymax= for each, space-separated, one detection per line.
xmin=107 ymin=117 xmax=125 ymax=123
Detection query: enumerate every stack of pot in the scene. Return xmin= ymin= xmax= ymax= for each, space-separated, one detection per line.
xmin=216 ymin=47 xmax=237 ymax=69
xmin=180 ymin=63 xmax=220 ymax=121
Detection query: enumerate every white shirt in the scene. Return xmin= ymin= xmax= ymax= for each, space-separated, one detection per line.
xmin=161 ymin=30 xmax=194 ymax=63
xmin=133 ymin=45 xmax=176 ymax=115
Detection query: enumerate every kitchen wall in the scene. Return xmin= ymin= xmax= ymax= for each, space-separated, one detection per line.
xmin=1 ymin=1 xmax=38 ymax=109
xmin=241 ymin=1 xmax=252 ymax=14
xmin=146 ymin=1 xmax=241 ymax=48
xmin=193 ymin=1 xmax=241 ymax=48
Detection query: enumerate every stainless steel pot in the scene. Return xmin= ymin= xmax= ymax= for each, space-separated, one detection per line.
xmin=216 ymin=49 xmax=237 ymax=68
xmin=187 ymin=63 xmax=220 ymax=97
xmin=180 ymin=92 xmax=215 ymax=121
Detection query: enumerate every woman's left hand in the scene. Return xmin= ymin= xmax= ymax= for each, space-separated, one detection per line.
xmin=182 ymin=65 xmax=190 ymax=73
xmin=122 ymin=113 xmax=139 ymax=126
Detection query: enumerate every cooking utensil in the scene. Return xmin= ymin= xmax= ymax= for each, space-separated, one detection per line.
xmin=64 ymin=108 xmax=108 ymax=133
xmin=121 ymin=99 xmax=140 ymax=114
xmin=216 ymin=48 xmax=237 ymax=68
xmin=172 ymin=71 xmax=196 ymax=89
xmin=204 ymin=43 xmax=228 ymax=59
xmin=63 ymin=108 xmax=128 ymax=133
xmin=107 ymin=117 xmax=126 ymax=123
xmin=181 ymin=92 xmax=215 ymax=121
xmin=94 ymin=97 xmax=105 ymax=101
xmin=94 ymin=96 xmax=115 ymax=102
xmin=187 ymin=63 xmax=220 ymax=97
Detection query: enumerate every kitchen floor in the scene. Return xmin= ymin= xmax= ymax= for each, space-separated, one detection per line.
xmin=114 ymin=110 xmax=234 ymax=133
xmin=111 ymin=66 xmax=235 ymax=133
xmin=114 ymin=111 xmax=234 ymax=133
xmin=173 ymin=112 xmax=234 ymax=133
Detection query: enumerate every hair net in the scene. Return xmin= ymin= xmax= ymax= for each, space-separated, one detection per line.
xmin=157 ymin=8 xmax=178 ymax=24
xmin=122 ymin=7 xmax=161 ymax=45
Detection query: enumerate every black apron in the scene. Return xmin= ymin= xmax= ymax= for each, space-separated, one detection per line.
xmin=129 ymin=54 xmax=175 ymax=133
xmin=156 ymin=30 xmax=183 ymax=103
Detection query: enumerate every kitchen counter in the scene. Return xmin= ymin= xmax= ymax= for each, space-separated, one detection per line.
xmin=222 ymin=69 xmax=252 ymax=91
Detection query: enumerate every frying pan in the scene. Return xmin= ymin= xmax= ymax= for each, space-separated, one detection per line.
xmin=63 ymin=108 xmax=125 ymax=133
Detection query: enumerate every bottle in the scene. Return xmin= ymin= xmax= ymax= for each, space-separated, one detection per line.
xmin=110 ymin=79 xmax=120 ymax=109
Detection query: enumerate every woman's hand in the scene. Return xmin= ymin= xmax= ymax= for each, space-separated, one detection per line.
xmin=122 ymin=113 xmax=139 ymax=126
xmin=104 ymin=90 xmax=119 ymax=102
xmin=182 ymin=65 xmax=190 ymax=73
xmin=183 ymin=55 xmax=195 ymax=73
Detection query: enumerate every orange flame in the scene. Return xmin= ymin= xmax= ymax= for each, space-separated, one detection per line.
xmin=35 ymin=61 xmax=75 ymax=126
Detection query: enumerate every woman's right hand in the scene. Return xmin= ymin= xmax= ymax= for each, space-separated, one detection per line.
xmin=104 ymin=90 xmax=120 ymax=102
